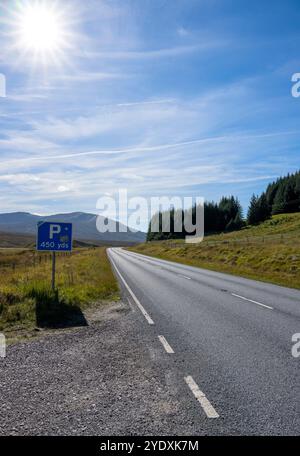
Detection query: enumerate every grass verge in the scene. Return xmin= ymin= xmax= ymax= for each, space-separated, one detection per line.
xmin=130 ymin=213 xmax=300 ymax=289
xmin=0 ymin=247 xmax=118 ymax=339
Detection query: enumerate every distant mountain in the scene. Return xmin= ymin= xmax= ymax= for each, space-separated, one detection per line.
xmin=0 ymin=212 xmax=146 ymax=244
xmin=0 ymin=231 xmax=36 ymax=248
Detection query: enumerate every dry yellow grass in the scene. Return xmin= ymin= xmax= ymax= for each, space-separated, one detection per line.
xmin=0 ymin=247 xmax=118 ymax=334
xmin=131 ymin=213 xmax=300 ymax=289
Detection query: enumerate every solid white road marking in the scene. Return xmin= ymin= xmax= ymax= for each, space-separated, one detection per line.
xmin=109 ymin=253 xmax=155 ymax=325
xmin=231 ymin=293 xmax=273 ymax=310
xmin=184 ymin=376 xmax=219 ymax=419
xmin=158 ymin=335 xmax=175 ymax=354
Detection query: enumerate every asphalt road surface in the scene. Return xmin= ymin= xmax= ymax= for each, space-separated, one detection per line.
xmin=1 ymin=301 xmax=201 ymax=436
xmin=108 ymin=247 xmax=300 ymax=435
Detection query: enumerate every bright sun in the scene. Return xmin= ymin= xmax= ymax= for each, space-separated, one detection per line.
xmin=19 ymin=3 xmax=63 ymax=52
xmin=5 ymin=0 xmax=74 ymax=66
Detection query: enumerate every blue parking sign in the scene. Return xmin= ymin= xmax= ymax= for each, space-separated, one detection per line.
xmin=37 ymin=222 xmax=73 ymax=251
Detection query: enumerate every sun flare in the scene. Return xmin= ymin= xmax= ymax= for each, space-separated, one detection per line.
xmin=5 ymin=0 xmax=74 ymax=67
xmin=19 ymin=3 xmax=63 ymax=52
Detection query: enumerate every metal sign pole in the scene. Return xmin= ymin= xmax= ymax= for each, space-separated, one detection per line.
xmin=52 ymin=251 xmax=56 ymax=291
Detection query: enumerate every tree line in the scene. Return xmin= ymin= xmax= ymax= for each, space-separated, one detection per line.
xmin=247 ymin=170 xmax=300 ymax=225
xmin=146 ymin=170 xmax=300 ymax=241
xmin=147 ymin=196 xmax=243 ymax=241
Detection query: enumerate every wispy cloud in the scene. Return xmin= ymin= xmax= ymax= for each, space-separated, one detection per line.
xmin=117 ymin=99 xmax=175 ymax=107
xmin=8 ymin=93 xmax=49 ymax=102
xmin=0 ymin=0 xmax=299 ymax=218
xmin=3 ymin=130 xmax=298 ymax=163
xmin=54 ymin=71 xmax=128 ymax=82
xmin=82 ymin=42 xmax=226 ymax=60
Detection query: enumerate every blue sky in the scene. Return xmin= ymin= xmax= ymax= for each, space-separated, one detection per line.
xmin=0 ymin=0 xmax=299 ymax=229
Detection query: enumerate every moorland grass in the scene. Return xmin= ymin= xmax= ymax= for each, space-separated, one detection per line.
xmin=0 ymin=247 xmax=118 ymax=333
xmin=130 ymin=213 xmax=300 ymax=289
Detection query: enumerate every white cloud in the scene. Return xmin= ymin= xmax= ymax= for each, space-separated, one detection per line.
xmin=57 ymin=185 xmax=71 ymax=192
xmin=8 ymin=93 xmax=49 ymax=102
xmin=0 ymin=49 xmax=299 ymax=217
xmin=26 ymin=100 xmax=193 ymax=142
xmin=82 ymin=41 xmax=227 ymax=60
xmin=5 ymin=130 xmax=297 ymax=164
xmin=117 ymin=99 xmax=175 ymax=107
xmin=177 ymin=27 xmax=190 ymax=37
xmin=54 ymin=71 xmax=128 ymax=82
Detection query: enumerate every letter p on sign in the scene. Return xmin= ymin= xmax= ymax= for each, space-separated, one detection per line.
xmin=49 ymin=224 xmax=61 ymax=239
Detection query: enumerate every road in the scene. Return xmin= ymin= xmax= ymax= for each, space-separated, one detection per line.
xmin=108 ymin=247 xmax=300 ymax=435
xmin=1 ymin=301 xmax=201 ymax=436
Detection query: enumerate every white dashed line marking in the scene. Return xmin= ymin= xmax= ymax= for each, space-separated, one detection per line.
xmin=231 ymin=293 xmax=273 ymax=310
xmin=180 ymin=275 xmax=191 ymax=280
xmin=109 ymin=253 xmax=154 ymax=325
xmin=184 ymin=376 xmax=219 ymax=419
xmin=158 ymin=335 xmax=175 ymax=354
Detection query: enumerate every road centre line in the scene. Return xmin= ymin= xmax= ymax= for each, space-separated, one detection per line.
xmin=231 ymin=293 xmax=273 ymax=310
xmin=109 ymin=253 xmax=155 ymax=325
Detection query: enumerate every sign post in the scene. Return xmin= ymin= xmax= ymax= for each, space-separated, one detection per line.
xmin=36 ymin=222 xmax=73 ymax=291
xmin=52 ymin=251 xmax=56 ymax=291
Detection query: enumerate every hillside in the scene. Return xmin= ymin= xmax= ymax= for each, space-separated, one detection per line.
xmin=0 ymin=231 xmax=141 ymax=249
xmin=0 ymin=212 xmax=146 ymax=244
xmin=130 ymin=213 xmax=300 ymax=289
xmin=0 ymin=232 xmax=35 ymax=249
